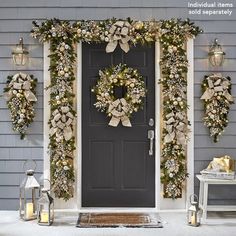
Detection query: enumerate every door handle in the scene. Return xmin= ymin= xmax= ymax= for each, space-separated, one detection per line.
xmin=148 ymin=130 xmax=155 ymax=156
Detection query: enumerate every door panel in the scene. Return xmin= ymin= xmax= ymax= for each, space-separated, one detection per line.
xmin=122 ymin=141 xmax=147 ymax=189
xmin=89 ymin=141 xmax=114 ymax=189
xmin=82 ymin=43 xmax=155 ymax=207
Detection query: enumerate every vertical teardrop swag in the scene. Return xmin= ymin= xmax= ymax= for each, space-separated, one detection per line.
xmin=3 ymin=73 xmax=37 ymax=140
xmin=31 ymin=18 xmax=201 ymax=200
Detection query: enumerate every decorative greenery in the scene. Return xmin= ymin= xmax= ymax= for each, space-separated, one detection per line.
xmin=159 ymin=19 xmax=201 ymax=198
xmin=92 ymin=63 xmax=146 ymax=127
xmin=201 ymin=73 xmax=234 ymax=142
xmin=32 ymin=19 xmax=76 ymax=200
xmin=3 ymin=73 xmax=37 ymax=139
xmin=31 ymin=18 xmax=201 ymax=200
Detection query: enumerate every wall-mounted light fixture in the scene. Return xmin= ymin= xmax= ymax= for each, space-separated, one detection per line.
xmin=208 ymin=38 xmax=225 ymax=67
xmin=12 ymin=38 xmax=29 ymax=66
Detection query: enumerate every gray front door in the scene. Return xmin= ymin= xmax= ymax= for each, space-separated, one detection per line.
xmin=82 ymin=43 xmax=155 ymax=207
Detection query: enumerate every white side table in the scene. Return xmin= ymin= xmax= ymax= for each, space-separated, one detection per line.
xmin=196 ymin=175 xmax=236 ymax=223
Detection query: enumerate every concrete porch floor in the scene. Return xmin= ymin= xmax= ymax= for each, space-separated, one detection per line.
xmin=1 ymin=211 xmax=236 ymax=236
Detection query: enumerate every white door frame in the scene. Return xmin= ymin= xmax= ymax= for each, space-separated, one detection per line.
xmin=43 ymin=40 xmax=194 ymax=211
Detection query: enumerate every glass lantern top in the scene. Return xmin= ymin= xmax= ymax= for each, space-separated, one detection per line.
xmin=20 ymin=171 xmax=40 ymax=189
xmin=38 ymin=191 xmax=54 ymax=205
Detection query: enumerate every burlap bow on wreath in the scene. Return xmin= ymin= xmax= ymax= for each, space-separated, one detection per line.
xmin=108 ymin=98 xmax=132 ymax=127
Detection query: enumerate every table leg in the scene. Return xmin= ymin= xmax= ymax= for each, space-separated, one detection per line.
xmin=202 ymin=183 xmax=208 ymax=223
xmin=199 ymin=181 xmax=203 ymax=206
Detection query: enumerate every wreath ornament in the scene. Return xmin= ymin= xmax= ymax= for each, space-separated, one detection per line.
xmin=92 ymin=63 xmax=146 ymax=127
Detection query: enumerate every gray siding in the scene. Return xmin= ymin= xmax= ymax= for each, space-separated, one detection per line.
xmin=0 ymin=0 xmax=236 ymax=209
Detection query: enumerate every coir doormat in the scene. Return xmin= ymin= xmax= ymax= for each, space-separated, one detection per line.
xmin=76 ymin=213 xmax=163 ymax=228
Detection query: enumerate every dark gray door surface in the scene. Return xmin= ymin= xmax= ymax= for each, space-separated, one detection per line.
xmin=82 ymin=43 xmax=155 ymax=207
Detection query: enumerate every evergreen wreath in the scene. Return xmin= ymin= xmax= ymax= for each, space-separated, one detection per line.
xmin=3 ymin=73 xmax=37 ymax=139
xmin=201 ymin=73 xmax=234 ymax=142
xmin=92 ymin=63 xmax=146 ymax=127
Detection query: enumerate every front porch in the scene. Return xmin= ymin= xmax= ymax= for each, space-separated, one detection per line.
xmin=1 ymin=211 xmax=236 ymax=236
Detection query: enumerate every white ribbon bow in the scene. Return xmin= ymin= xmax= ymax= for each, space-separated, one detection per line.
xmin=201 ymin=74 xmax=234 ymax=102
xmin=164 ymin=112 xmax=187 ymax=146
xmin=106 ymin=21 xmax=131 ymax=53
xmin=4 ymin=73 xmax=37 ymax=102
xmin=49 ymin=106 xmax=74 ymax=141
xmin=108 ymin=98 xmax=132 ymax=127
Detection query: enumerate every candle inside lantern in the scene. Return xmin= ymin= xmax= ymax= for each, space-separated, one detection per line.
xmin=191 ymin=215 xmax=196 ymax=225
xmin=26 ymin=203 xmax=34 ymax=219
xmin=40 ymin=212 xmax=49 ymax=223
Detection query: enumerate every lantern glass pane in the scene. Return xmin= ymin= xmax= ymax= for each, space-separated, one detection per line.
xmin=209 ymin=53 xmax=224 ymax=67
xmin=13 ymin=53 xmax=27 ymax=66
xmin=37 ymin=192 xmax=54 ymax=225
xmin=50 ymin=203 xmax=54 ymax=222
xmin=20 ymin=188 xmax=38 ymax=220
xmin=38 ymin=204 xmax=50 ymax=224
xmin=188 ymin=209 xmax=201 ymax=226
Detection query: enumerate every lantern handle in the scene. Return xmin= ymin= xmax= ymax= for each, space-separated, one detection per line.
xmin=23 ymin=159 xmax=37 ymax=173
xmin=40 ymin=178 xmax=51 ymax=190
xmin=189 ymin=194 xmax=198 ymax=204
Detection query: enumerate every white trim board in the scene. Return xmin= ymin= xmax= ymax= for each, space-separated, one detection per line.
xmin=43 ymin=40 xmax=194 ymax=211
xmin=43 ymin=43 xmax=50 ymax=187
xmin=186 ymin=39 xmax=195 ymax=208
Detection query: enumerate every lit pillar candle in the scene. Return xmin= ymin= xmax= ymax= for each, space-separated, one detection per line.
xmin=40 ymin=212 xmax=49 ymax=223
xmin=26 ymin=203 xmax=34 ymax=219
xmin=191 ymin=215 xmax=196 ymax=225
